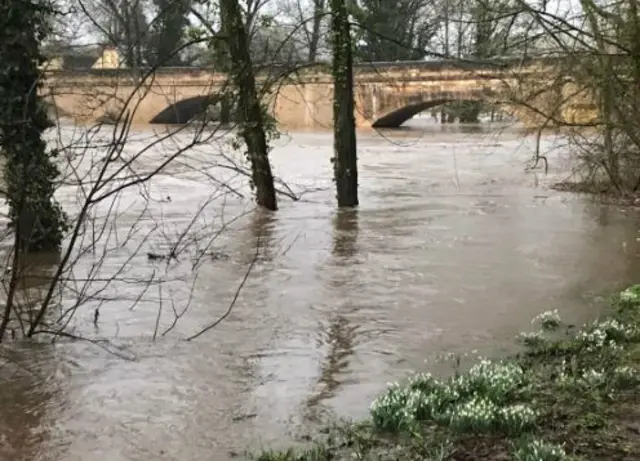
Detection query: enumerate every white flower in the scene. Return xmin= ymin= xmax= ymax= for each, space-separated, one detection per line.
xmin=514 ymin=439 xmax=567 ymax=461
xmin=581 ymin=368 xmax=606 ymax=387
xmin=447 ymin=397 xmax=499 ymax=433
xmin=518 ymin=331 xmax=547 ymax=348
xmin=532 ymin=309 xmax=562 ymax=329
xmin=498 ymin=403 xmax=537 ymax=433
xmin=574 ymin=318 xmax=637 ymax=351
xmin=455 ymin=359 xmax=525 ymax=402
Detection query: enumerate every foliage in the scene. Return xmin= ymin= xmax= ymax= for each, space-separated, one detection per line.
xmin=0 ymin=0 xmax=69 ymax=253
xmin=229 ymin=100 xmax=281 ymax=170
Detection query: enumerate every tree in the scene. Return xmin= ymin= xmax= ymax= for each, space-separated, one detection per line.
xmin=147 ymin=0 xmax=192 ymax=66
xmin=330 ymin=0 xmax=358 ymax=207
xmin=0 ymin=0 xmax=69 ymax=255
xmin=220 ymin=0 xmax=278 ymax=210
xmin=491 ymin=0 xmax=640 ymax=193
xmin=427 ymin=0 xmax=540 ymax=123
xmin=350 ymin=0 xmax=439 ymax=62
xmin=80 ymin=0 xmax=150 ymax=67
xmin=190 ymin=1 xmax=289 ymax=122
xmin=306 ymin=0 xmax=326 ymax=62
xmin=249 ymin=15 xmax=302 ymax=64
xmin=278 ymin=0 xmax=328 ymax=62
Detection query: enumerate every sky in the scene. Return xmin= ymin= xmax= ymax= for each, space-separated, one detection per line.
xmin=67 ymin=0 xmax=588 ymax=59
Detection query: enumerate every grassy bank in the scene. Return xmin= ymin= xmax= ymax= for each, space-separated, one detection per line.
xmin=256 ymin=286 xmax=640 ymax=461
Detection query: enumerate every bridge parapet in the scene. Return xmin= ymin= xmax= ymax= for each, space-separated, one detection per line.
xmin=44 ymin=57 xmax=557 ymax=84
xmin=41 ymin=57 xmax=595 ymax=129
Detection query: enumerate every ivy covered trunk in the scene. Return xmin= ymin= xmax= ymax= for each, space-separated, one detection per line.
xmin=330 ymin=0 xmax=359 ymax=207
xmin=0 ymin=0 xmax=68 ymax=253
xmin=220 ymin=0 xmax=277 ymax=210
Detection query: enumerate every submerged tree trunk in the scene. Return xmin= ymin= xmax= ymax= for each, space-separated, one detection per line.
xmin=220 ymin=0 xmax=277 ymax=210
xmin=459 ymin=101 xmax=481 ymax=123
xmin=329 ymin=0 xmax=358 ymax=207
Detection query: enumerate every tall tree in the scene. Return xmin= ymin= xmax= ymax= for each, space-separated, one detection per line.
xmin=351 ymin=0 xmax=439 ymax=62
xmin=284 ymin=0 xmax=327 ymax=62
xmin=330 ymin=0 xmax=358 ymax=207
xmin=216 ymin=4 xmax=234 ymax=123
xmin=82 ymin=0 xmax=150 ymax=67
xmin=148 ymin=0 xmax=192 ymax=66
xmin=307 ymin=0 xmax=326 ymax=62
xmin=0 ymin=0 xmax=69 ymax=254
xmin=220 ymin=0 xmax=278 ymax=210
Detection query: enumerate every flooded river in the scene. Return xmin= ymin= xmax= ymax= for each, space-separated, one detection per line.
xmin=1 ymin=120 xmax=640 ymax=461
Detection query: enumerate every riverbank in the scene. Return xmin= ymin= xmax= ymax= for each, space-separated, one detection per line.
xmin=256 ymin=286 xmax=640 ymax=461
xmin=551 ymin=180 xmax=640 ymax=207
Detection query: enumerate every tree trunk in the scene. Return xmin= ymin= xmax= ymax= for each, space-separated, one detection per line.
xmin=459 ymin=101 xmax=481 ymax=123
xmin=0 ymin=0 xmax=68 ymax=254
xmin=308 ymin=0 xmax=325 ymax=62
xmin=329 ymin=0 xmax=358 ymax=207
xmin=216 ymin=5 xmax=232 ymax=124
xmin=220 ymin=0 xmax=277 ymax=210
xmin=219 ymin=96 xmax=231 ymax=125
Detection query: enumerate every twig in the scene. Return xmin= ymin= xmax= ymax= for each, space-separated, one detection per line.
xmin=185 ymin=234 xmax=261 ymax=341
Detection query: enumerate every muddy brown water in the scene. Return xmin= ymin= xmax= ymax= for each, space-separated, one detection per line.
xmin=1 ymin=119 xmax=640 ymax=461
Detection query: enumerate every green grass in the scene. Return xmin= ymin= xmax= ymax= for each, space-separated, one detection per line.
xmin=254 ymin=285 xmax=640 ymax=461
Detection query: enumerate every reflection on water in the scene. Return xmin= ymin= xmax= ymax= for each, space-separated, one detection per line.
xmin=305 ymin=209 xmax=360 ymax=420
xmin=2 ymin=121 xmax=640 ymax=460
xmin=331 ymin=209 xmax=359 ymax=259
xmin=250 ymin=208 xmax=277 ymax=263
xmin=0 ymin=252 xmax=61 ymax=339
xmin=0 ymin=344 xmax=62 ymax=461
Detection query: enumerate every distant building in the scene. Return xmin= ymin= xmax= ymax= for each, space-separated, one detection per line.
xmin=41 ymin=45 xmax=100 ymax=70
xmin=39 ymin=44 xmax=125 ymax=70
xmin=92 ymin=46 xmax=124 ymax=69
xmin=42 ymin=56 xmax=64 ymax=70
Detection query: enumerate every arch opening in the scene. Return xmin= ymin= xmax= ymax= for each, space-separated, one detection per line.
xmin=150 ymin=95 xmax=224 ymax=124
xmin=372 ymin=100 xmax=453 ymax=128
xmin=371 ymin=89 xmax=510 ymax=128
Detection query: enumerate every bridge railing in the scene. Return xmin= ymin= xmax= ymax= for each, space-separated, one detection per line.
xmin=44 ymin=55 xmax=565 ymax=76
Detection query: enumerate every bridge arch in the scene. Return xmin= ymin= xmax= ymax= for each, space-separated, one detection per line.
xmin=43 ymin=99 xmax=72 ymax=121
xmin=150 ymin=95 xmax=221 ymax=124
xmin=371 ymin=88 xmax=502 ymax=128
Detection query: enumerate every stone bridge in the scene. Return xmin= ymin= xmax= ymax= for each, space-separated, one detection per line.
xmin=42 ymin=58 xmax=597 ymax=129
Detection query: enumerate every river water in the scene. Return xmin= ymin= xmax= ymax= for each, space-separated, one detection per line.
xmin=1 ymin=119 xmax=640 ymax=461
